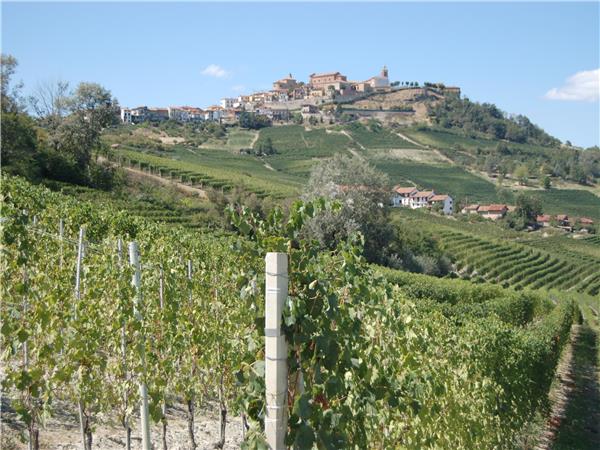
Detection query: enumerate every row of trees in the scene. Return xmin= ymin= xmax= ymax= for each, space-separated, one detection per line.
xmin=1 ymin=54 xmax=121 ymax=189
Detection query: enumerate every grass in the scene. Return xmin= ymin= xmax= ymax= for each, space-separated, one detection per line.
xmin=226 ymin=129 xmax=257 ymax=149
xmin=374 ymin=160 xmax=498 ymax=203
xmin=344 ymin=122 xmax=414 ymax=149
xmin=254 ymin=125 xmax=355 ymax=158
xmin=535 ymin=189 xmax=600 ymax=221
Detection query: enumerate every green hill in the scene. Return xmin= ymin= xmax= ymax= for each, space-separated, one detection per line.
xmin=103 ymin=120 xmax=600 ymax=221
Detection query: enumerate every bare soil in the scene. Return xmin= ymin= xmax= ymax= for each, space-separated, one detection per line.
xmin=1 ymin=397 xmax=243 ymax=450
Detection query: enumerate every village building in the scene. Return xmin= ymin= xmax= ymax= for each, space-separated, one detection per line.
xmin=391 ymin=186 xmax=418 ymax=207
xmin=120 ymin=108 xmax=132 ymax=124
xmin=204 ymin=105 xmax=223 ymax=121
xmin=365 ymin=66 xmax=390 ymax=90
xmin=536 ymin=214 xmax=552 ymax=227
xmin=272 ymin=74 xmax=299 ymax=92
xmin=462 ymin=204 xmax=480 ymax=214
xmin=409 ymin=190 xmax=435 ymax=209
xmin=430 ymin=194 xmax=454 ymax=215
xmin=477 ymin=204 xmax=508 ymax=220
xmin=309 ymin=72 xmax=349 ymax=91
xmin=220 ymin=97 xmax=238 ymax=109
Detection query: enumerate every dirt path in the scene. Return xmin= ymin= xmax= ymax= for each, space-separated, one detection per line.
xmin=100 ymin=157 xmax=208 ymax=199
xmin=249 ymin=130 xmax=260 ymax=149
xmin=124 ymin=166 xmax=208 ymax=198
xmin=300 ymin=132 xmax=310 ymax=148
xmin=535 ymin=323 xmax=600 ymax=450
xmin=341 ymin=130 xmax=366 ymax=151
xmin=395 ymin=131 xmax=425 ymax=148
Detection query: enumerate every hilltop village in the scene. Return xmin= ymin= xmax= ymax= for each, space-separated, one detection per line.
xmin=120 ymin=66 xmax=460 ymax=125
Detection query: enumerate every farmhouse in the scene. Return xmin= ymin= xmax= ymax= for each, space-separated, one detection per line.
xmin=536 ymin=215 xmax=552 ymax=227
xmin=430 ymin=194 xmax=454 ymax=215
xmin=477 ymin=204 xmax=508 ymax=220
xmin=391 ymin=186 xmax=418 ymax=207
xmin=391 ymin=186 xmax=453 ymax=215
xmin=462 ymin=204 xmax=480 ymax=214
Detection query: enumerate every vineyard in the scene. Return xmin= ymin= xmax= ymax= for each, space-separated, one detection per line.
xmin=111 ymin=148 xmax=299 ymax=199
xmin=437 ymin=230 xmax=600 ymax=295
xmin=1 ymin=176 xmax=581 ymax=449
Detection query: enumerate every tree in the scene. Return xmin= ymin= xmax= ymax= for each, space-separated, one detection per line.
xmin=542 ymin=175 xmax=551 ymax=190
xmin=238 ymin=112 xmax=270 ymax=129
xmin=515 ymin=193 xmax=542 ymax=227
xmin=256 ymin=136 xmax=275 ymax=156
xmin=1 ymin=53 xmax=24 ymax=113
xmin=28 ymin=80 xmax=71 ymax=121
xmin=514 ymin=164 xmax=529 ymax=185
xmin=1 ymin=54 xmax=42 ymax=177
xmin=302 ymin=154 xmax=393 ymax=264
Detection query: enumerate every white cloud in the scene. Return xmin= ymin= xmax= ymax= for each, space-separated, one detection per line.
xmin=231 ymin=84 xmax=245 ymax=92
xmin=201 ymin=64 xmax=231 ymax=78
xmin=544 ymin=68 xmax=599 ymax=102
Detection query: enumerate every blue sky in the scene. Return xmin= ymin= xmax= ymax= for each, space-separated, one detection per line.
xmin=2 ymin=1 xmax=599 ymax=146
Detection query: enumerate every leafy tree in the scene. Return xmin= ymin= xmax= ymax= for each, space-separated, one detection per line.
xmin=302 ymin=154 xmax=393 ymax=264
xmin=238 ymin=112 xmax=271 ymax=130
xmin=542 ymin=175 xmax=551 ymax=190
xmin=1 ymin=53 xmax=24 ymax=113
xmin=255 ymin=136 xmax=275 ymax=156
xmin=514 ymin=193 xmax=542 ymax=227
xmin=514 ymin=164 xmax=529 ymax=185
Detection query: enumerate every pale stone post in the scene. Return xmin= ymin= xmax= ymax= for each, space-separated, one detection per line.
xmin=264 ymin=253 xmax=288 ymax=450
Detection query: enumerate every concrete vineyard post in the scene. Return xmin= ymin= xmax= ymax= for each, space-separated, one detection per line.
xmin=74 ymin=227 xmax=87 ymax=450
xmin=117 ymin=238 xmax=132 ymax=450
xmin=128 ymin=241 xmax=152 ymax=450
xmin=264 ymin=252 xmax=288 ymax=450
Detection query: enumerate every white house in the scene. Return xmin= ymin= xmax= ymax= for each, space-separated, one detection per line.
xmin=204 ymin=106 xmax=223 ymax=121
xmin=409 ymin=190 xmax=435 ymax=209
xmin=391 ymin=186 xmax=417 ymax=207
xmin=120 ymin=108 xmax=132 ymax=124
xmin=430 ymin=194 xmax=454 ymax=215
xmin=168 ymin=106 xmax=190 ymax=122
xmin=220 ymin=97 xmax=237 ymax=109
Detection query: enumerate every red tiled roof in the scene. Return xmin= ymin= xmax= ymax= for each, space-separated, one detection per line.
xmin=430 ymin=194 xmax=450 ymax=201
xmin=478 ymin=204 xmax=507 ymax=213
xmin=463 ymin=204 xmax=480 ymax=211
xmin=579 ymin=217 xmax=594 ymax=224
xmin=411 ymin=190 xmax=434 ymax=198
xmin=394 ymin=186 xmax=417 ymax=195
xmin=536 ymin=215 xmax=551 ymax=222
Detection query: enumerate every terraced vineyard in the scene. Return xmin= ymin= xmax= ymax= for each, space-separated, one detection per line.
xmin=583 ymin=235 xmax=600 ymax=246
xmin=439 ymin=230 xmax=600 ymax=295
xmin=112 ymin=148 xmax=300 ymax=198
xmin=54 ymin=183 xmax=214 ymax=230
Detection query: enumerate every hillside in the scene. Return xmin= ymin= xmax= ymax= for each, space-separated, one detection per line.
xmin=102 ymin=119 xmax=600 ymax=222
